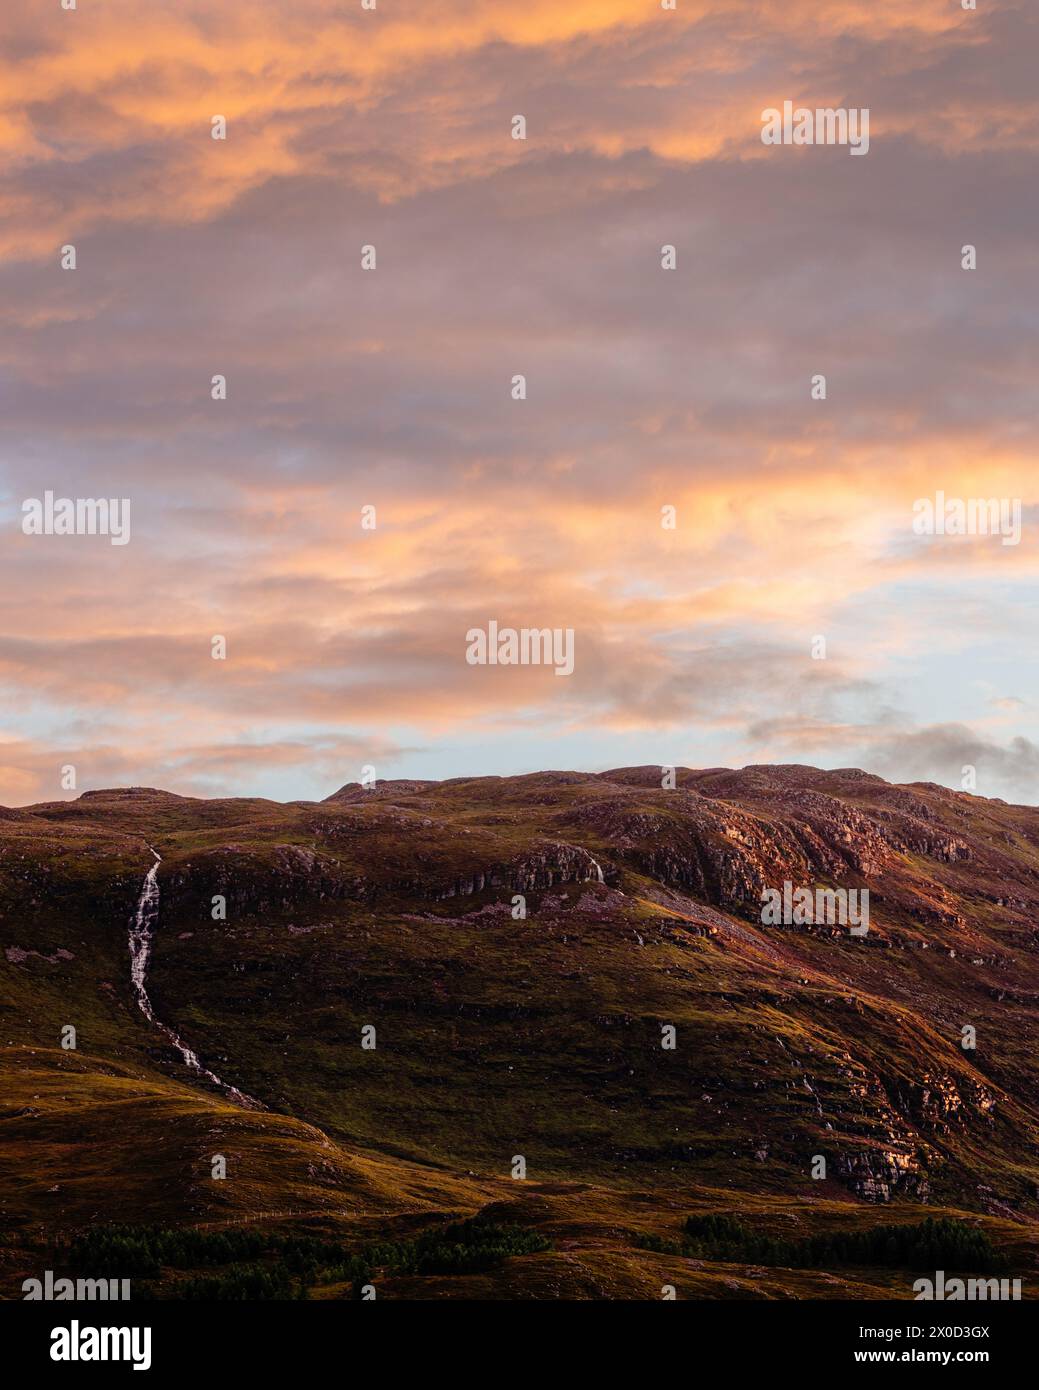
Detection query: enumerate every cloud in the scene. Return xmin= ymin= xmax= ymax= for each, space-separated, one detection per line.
xmin=0 ymin=729 xmax=408 ymax=804
xmin=746 ymin=716 xmax=1039 ymax=804
xmin=861 ymin=724 xmax=1039 ymax=802
xmin=0 ymin=0 xmax=1036 ymax=802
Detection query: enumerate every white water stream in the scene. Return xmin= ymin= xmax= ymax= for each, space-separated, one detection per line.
xmin=129 ymin=848 xmax=260 ymax=1109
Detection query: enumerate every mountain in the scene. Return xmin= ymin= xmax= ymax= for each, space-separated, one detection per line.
xmin=2 ymin=765 xmax=1038 ymax=1299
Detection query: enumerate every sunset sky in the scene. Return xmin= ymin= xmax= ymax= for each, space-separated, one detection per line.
xmin=1 ymin=0 xmax=1037 ymax=805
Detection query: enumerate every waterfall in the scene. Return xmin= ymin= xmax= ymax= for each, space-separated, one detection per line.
xmin=129 ymin=848 xmax=260 ymax=1110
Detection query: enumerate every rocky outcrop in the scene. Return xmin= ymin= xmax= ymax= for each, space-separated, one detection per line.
xmin=836 ymin=1148 xmax=929 ymax=1202
xmin=160 ymin=836 xmax=610 ymax=914
xmin=437 ymin=842 xmax=606 ymax=898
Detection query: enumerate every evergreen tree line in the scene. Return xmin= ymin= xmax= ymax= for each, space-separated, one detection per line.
xmin=637 ymin=1215 xmax=1006 ymax=1273
xmin=63 ymin=1217 xmax=552 ymax=1298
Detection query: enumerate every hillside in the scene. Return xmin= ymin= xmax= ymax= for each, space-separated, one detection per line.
xmin=2 ymin=765 xmax=1038 ymax=1298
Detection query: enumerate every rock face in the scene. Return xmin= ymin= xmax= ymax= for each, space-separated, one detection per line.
xmin=433 ymin=842 xmax=605 ymax=898
xmin=836 ymin=1149 xmax=929 ymax=1203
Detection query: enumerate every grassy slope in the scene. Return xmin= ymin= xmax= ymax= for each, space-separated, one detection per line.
xmin=3 ymin=769 xmax=1039 ymax=1297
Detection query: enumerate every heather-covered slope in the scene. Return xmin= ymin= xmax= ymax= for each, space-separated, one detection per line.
xmin=3 ymin=766 xmax=1039 ymax=1298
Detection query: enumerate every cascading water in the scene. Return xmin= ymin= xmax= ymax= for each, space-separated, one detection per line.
xmin=129 ymin=847 xmax=260 ymax=1109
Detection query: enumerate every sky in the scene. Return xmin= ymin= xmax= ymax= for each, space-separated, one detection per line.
xmin=1 ymin=0 xmax=1037 ymax=805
